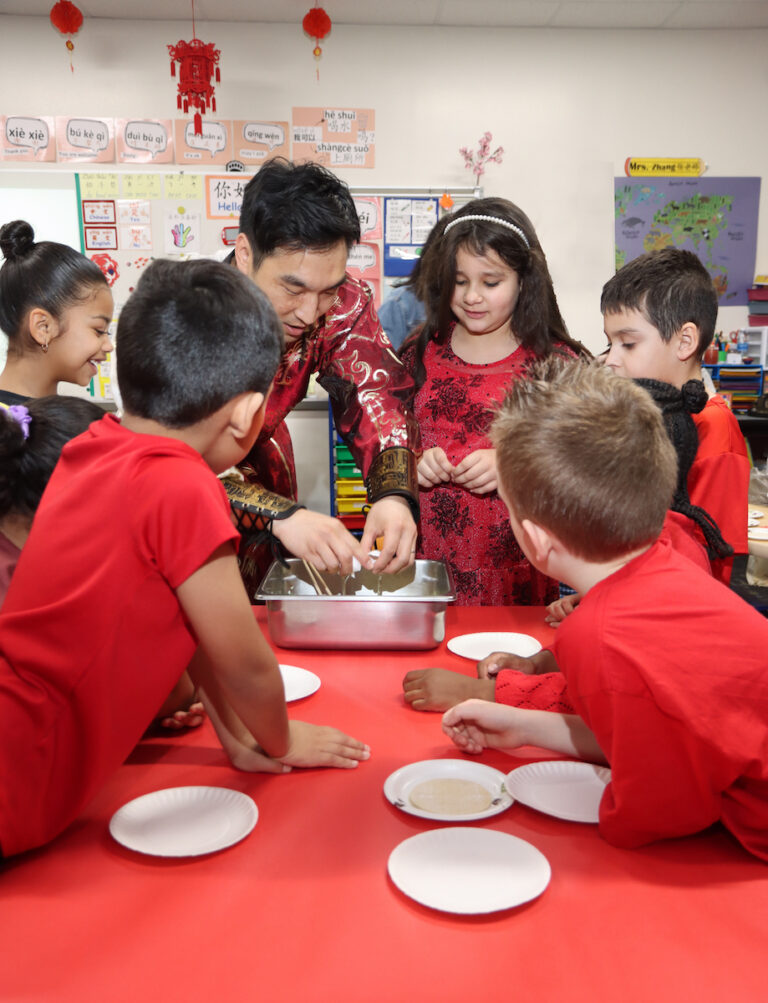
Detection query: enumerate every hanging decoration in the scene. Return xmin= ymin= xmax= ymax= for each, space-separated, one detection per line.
xmin=49 ymin=0 xmax=83 ymax=73
xmin=167 ymin=0 xmax=221 ymax=136
xmin=302 ymin=5 xmax=332 ymax=81
xmin=459 ymin=132 xmax=504 ymax=187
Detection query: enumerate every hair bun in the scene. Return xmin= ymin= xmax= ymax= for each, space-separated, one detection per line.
xmin=680 ymin=379 xmax=707 ymax=415
xmin=0 ymin=220 xmax=35 ymax=263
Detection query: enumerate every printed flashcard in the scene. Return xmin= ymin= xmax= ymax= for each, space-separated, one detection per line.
xmin=292 ymin=108 xmax=375 ymax=168
xmin=206 ymin=175 xmax=246 ymax=220
xmin=84 ymin=226 xmax=118 ymax=251
xmin=119 ymin=225 xmax=152 ymax=251
xmin=164 ymin=211 xmax=201 ymax=254
xmin=121 ymin=174 xmax=163 ymax=199
xmin=117 ymin=199 xmax=151 ymax=225
xmin=173 ymin=119 xmax=233 ymax=165
xmin=233 ymin=120 xmax=289 ymax=164
xmin=79 ymin=173 xmax=120 ymax=198
xmin=116 ymin=119 xmax=174 ymax=164
xmin=56 ymin=116 xmax=115 ymax=163
xmin=164 ymin=173 xmax=203 ymax=200
xmin=82 ymin=199 xmax=116 ymax=225
xmin=353 ymin=197 xmax=383 ymax=240
xmin=0 ymin=115 xmax=56 ymax=161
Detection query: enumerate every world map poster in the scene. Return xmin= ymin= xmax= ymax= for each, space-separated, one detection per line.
xmin=614 ymin=177 xmax=760 ymax=306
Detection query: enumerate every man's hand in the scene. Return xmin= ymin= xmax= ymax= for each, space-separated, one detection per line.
xmin=278 ymin=720 xmax=371 ymax=769
xmin=451 ymin=449 xmax=497 ymax=495
xmin=361 ymin=496 xmax=417 ymax=573
xmin=272 ymin=508 xmax=373 ymax=574
xmin=403 ymin=667 xmax=495 ymax=712
xmin=417 ymin=447 xmax=454 ymax=488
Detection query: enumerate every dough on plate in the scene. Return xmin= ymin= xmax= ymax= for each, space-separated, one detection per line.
xmin=409 ymin=778 xmax=494 ymax=814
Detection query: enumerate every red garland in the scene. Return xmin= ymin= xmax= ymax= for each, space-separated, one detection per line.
xmin=50 ymin=0 xmax=83 ymax=35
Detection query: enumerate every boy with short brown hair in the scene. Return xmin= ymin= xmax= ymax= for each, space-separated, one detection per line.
xmin=442 ymin=358 xmax=768 ymax=860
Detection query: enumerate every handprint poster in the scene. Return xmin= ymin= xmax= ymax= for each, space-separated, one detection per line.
xmin=164 ymin=211 xmax=201 ymax=254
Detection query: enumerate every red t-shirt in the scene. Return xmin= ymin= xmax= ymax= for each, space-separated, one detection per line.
xmin=689 ymin=395 xmax=750 ymax=582
xmin=551 ymin=539 xmax=768 ymax=860
xmin=0 ymin=415 xmax=239 ymax=856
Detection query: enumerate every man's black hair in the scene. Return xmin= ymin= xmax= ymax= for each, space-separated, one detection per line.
xmin=116 ymin=258 xmax=282 ymax=428
xmin=238 ymin=158 xmax=360 ymax=268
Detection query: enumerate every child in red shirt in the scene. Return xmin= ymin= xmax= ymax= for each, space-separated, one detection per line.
xmin=442 ymin=359 xmax=768 ymax=860
xmin=0 ymin=259 xmax=369 ymax=858
xmin=600 ymin=247 xmax=749 ymax=583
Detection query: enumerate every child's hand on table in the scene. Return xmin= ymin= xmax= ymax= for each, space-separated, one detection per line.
xmin=544 ymin=592 xmax=581 ymax=627
xmin=442 ymin=699 xmax=528 ymax=755
xmin=417 ymin=447 xmax=454 ymax=488
xmin=402 ymin=667 xmax=494 ymax=711
xmin=160 ymin=700 xmax=206 ymax=731
xmin=278 ymin=721 xmax=371 ymax=770
xmin=450 ymin=448 xmax=497 ymax=495
xmin=477 ymin=649 xmax=559 ymax=678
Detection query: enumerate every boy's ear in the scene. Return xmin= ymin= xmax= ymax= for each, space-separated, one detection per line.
xmin=520 ymin=518 xmax=556 ymax=565
xmin=234 ymin=233 xmax=254 ymax=277
xmin=229 ymin=391 xmax=265 ymax=439
xmin=27 ymin=308 xmax=58 ymax=349
xmin=676 ymin=322 xmax=700 ymax=362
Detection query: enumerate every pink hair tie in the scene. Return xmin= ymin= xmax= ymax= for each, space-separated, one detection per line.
xmin=5 ymin=404 xmax=31 ymax=440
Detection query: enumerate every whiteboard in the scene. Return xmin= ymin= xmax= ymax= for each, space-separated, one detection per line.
xmin=0 ymin=172 xmax=80 ymax=251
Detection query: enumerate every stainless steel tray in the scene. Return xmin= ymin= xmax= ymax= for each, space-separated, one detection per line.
xmin=256 ymin=559 xmax=455 ymax=650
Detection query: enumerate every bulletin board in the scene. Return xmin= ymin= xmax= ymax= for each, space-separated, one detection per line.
xmin=0 ymin=167 xmax=477 ymax=400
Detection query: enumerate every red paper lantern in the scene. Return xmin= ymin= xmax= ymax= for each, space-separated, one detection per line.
xmin=49 ymin=1 xmax=83 ymax=72
xmin=168 ymin=36 xmax=221 ymax=137
xmin=302 ymin=5 xmax=332 ymax=75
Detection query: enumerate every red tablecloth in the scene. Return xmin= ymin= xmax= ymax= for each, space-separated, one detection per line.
xmin=2 ymin=606 xmax=767 ymax=1002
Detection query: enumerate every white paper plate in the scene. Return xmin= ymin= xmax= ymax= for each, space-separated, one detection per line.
xmin=749 ymin=509 xmax=765 ymax=521
xmin=109 ymin=786 xmax=258 ymax=857
xmin=388 ymin=827 xmax=551 ymax=914
xmin=384 ymin=758 xmax=513 ymax=821
xmin=748 ymin=527 xmax=768 ymax=540
xmin=447 ymin=631 xmax=543 ymax=661
xmin=504 ymin=760 xmax=611 ymax=823
xmin=279 ymin=664 xmax=321 ymax=702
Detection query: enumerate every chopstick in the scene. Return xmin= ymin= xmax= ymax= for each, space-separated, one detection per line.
xmin=302 ymin=559 xmax=333 ymax=596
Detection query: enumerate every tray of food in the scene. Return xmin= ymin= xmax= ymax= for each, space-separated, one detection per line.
xmin=255 ymin=559 xmax=455 ymax=650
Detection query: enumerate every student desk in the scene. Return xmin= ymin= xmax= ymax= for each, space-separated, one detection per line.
xmin=2 ymin=606 xmax=767 ymax=1002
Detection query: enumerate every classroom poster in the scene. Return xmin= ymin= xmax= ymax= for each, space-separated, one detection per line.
xmin=0 ymin=115 xmax=56 ymax=161
xmin=173 ymin=119 xmax=233 ymax=164
xmin=354 ymin=197 xmax=383 ymax=240
xmin=347 ymin=243 xmax=381 ymax=307
xmin=164 ymin=211 xmax=201 ymax=254
xmin=205 ymin=175 xmax=246 ymax=220
xmin=383 ymin=197 xmax=438 ymax=276
xmin=56 ymin=116 xmax=115 ymax=163
xmin=233 ymin=120 xmax=289 ymax=164
xmin=292 ymin=107 xmax=375 ymax=168
xmin=116 ymin=119 xmax=174 ymax=164
xmin=615 ymin=176 xmax=761 ymax=306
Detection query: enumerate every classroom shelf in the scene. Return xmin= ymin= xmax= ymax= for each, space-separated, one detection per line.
xmin=703 ymin=364 xmax=764 ymax=413
xmin=328 ymin=402 xmax=369 ymax=535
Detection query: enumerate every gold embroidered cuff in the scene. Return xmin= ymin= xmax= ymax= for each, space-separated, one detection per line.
xmin=222 ymin=477 xmax=304 ymax=533
xmin=365 ymin=447 xmax=419 ymax=520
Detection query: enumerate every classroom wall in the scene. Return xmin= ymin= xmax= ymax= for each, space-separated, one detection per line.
xmin=2 ymin=14 xmax=767 ymax=352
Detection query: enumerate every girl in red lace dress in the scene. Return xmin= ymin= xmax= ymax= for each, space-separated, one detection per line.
xmin=400 ymin=198 xmax=586 ymax=605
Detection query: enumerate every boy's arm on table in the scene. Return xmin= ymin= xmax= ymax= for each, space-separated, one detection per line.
xmin=442 ymin=699 xmax=607 ymax=764
xmin=178 ymin=543 xmax=370 ymax=770
xmin=403 ymin=650 xmax=566 ymax=713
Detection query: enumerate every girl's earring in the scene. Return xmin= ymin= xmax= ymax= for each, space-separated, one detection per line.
xmin=41 ymin=342 xmax=49 ymax=353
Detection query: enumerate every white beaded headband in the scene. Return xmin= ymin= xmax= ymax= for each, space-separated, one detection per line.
xmin=443 ymin=214 xmax=530 ymax=249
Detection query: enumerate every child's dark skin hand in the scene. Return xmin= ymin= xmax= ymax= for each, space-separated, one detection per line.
xmin=402 ymin=668 xmax=495 ymax=712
